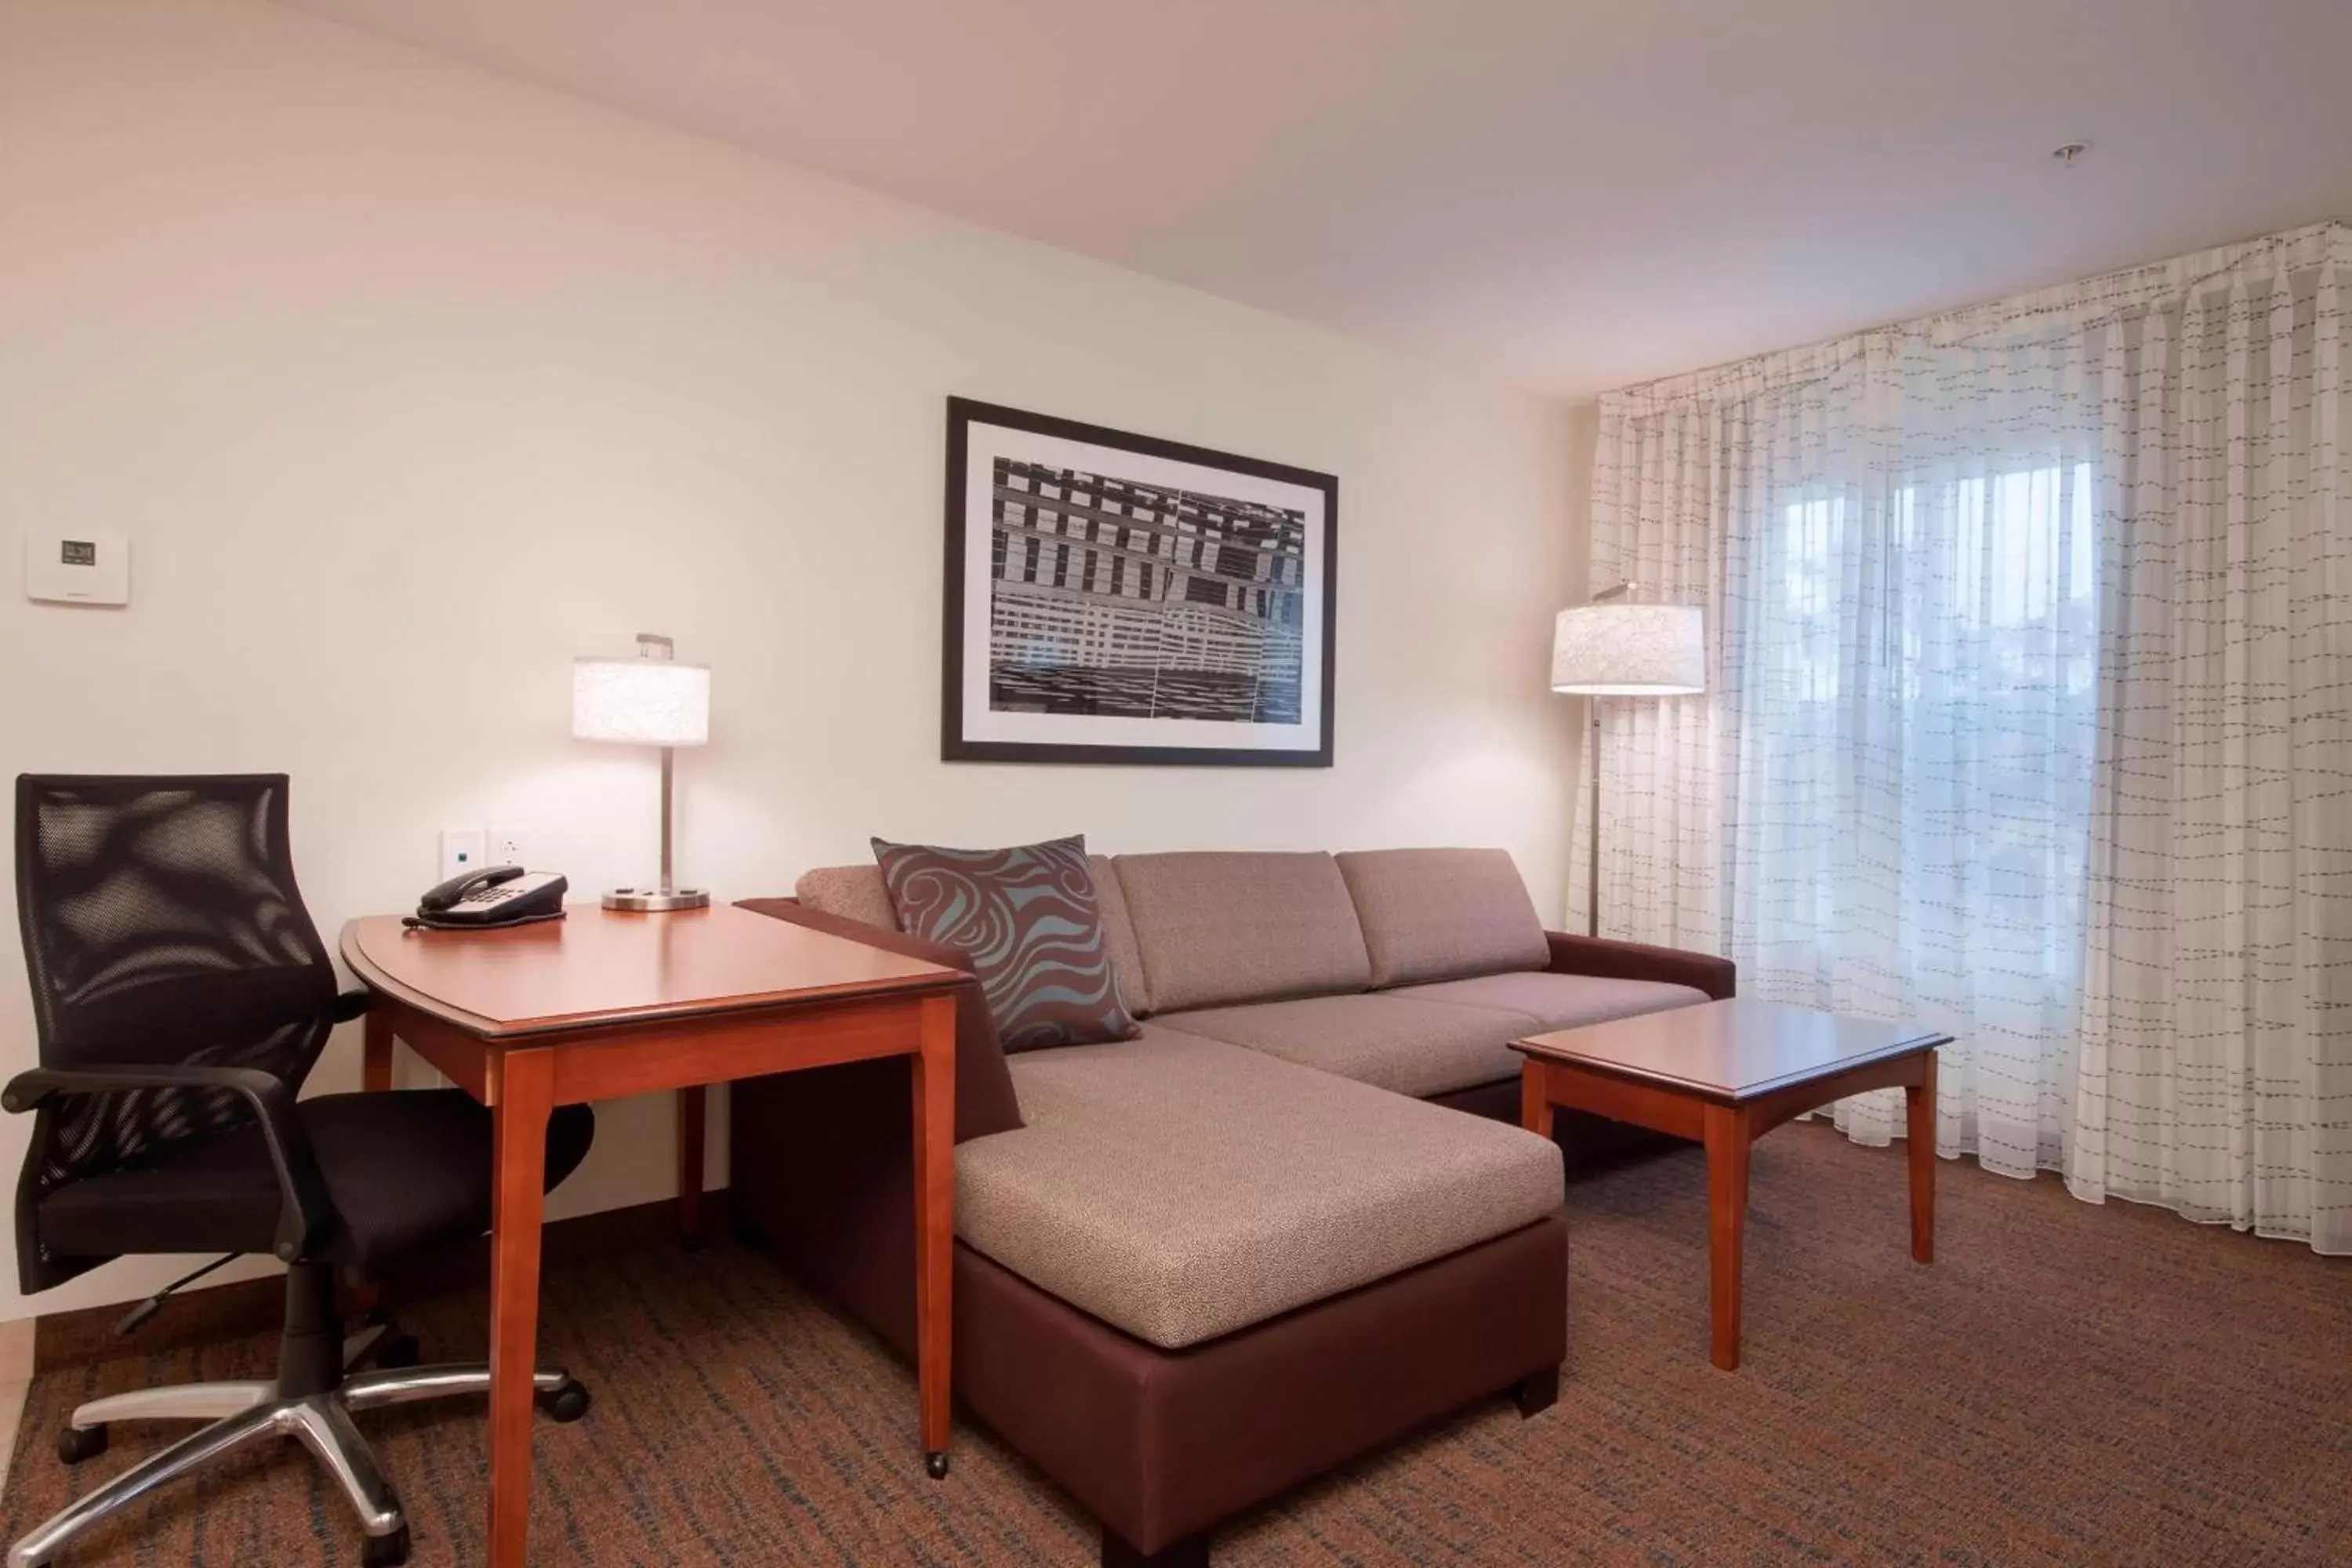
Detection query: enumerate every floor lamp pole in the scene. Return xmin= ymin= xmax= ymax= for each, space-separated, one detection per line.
xmin=1587 ymin=699 xmax=1602 ymax=938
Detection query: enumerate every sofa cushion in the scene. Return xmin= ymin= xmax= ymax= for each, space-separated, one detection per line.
xmin=1390 ymin=971 xmax=1709 ymax=1033
xmin=1155 ymin=993 xmax=1541 ymax=1099
xmin=1112 ymin=851 xmax=1371 ymax=1013
xmin=1335 ymin=848 xmax=1552 ymax=987
xmin=1088 ymin=853 xmax=1152 ymax=1018
xmin=873 ymin=835 xmax=1141 ymax=1053
xmin=954 ymin=1027 xmax=1563 ymax=1350
xmin=794 ymin=863 xmax=897 ymax=929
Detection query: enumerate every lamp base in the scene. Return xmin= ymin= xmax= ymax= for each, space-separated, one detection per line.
xmin=601 ymin=887 xmax=711 ymax=912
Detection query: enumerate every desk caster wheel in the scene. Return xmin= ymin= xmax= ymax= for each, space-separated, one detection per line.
xmin=537 ymin=1379 xmax=591 ymax=1424
xmin=924 ymin=1451 xmax=950 ymax=1480
xmin=57 ymin=1425 xmax=107 ymax=1465
xmin=361 ymin=1524 xmax=411 ymax=1566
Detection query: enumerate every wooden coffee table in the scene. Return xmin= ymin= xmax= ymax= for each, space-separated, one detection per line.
xmin=1515 ymin=998 xmax=1950 ymax=1370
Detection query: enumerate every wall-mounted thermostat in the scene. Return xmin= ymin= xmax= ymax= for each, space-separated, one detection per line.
xmin=25 ymin=529 xmax=131 ymax=605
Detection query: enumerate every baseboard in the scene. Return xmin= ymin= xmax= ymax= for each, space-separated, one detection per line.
xmin=31 ymin=1191 xmax=728 ymax=1374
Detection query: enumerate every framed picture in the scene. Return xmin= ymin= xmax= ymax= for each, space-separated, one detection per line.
xmin=942 ymin=397 xmax=1338 ymax=767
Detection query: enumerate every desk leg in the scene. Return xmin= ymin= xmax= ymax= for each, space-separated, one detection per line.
xmin=912 ymin=993 xmax=956 ymax=1478
xmin=1703 ymin=1103 xmax=1751 ymax=1372
xmin=363 ymin=1007 xmax=394 ymax=1094
xmin=1907 ymin=1051 xmax=1938 ymax=1264
xmin=677 ymin=1086 xmax=706 ymax=1247
xmin=487 ymin=1051 xmax=554 ymax=1568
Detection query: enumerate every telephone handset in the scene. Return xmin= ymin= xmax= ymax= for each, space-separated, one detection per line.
xmin=405 ymin=865 xmax=569 ymax=931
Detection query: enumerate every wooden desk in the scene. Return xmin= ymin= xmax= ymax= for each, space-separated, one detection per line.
xmin=340 ymin=904 xmax=961 ymax=1566
xmin=1515 ymin=998 xmax=1947 ymax=1371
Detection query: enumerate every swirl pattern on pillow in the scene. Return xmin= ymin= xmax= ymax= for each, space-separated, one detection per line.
xmin=871 ymin=834 xmax=1142 ymax=1052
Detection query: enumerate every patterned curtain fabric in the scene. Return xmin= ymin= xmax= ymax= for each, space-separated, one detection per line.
xmin=1583 ymin=222 xmax=2350 ymax=1252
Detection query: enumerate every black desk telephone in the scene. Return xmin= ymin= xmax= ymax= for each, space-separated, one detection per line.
xmin=405 ymin=866 xmax=569 ymax=931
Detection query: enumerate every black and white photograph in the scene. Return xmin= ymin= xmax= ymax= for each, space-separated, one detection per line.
xmin=942 ymin=397 xmax=1337 ymax=766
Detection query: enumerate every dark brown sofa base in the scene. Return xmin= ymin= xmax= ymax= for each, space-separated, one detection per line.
xmin=728 ymin=1091 xmax=1565 ymax=1563
xmin=1431 ymin=1078 xmax=1691 ymax=1171
xmin=953 ymin=1218 xmax=1566 ymax=1563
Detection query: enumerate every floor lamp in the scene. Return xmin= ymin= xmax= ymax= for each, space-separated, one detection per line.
xmin=1551 ymin=586 xmax=1705 ymax=937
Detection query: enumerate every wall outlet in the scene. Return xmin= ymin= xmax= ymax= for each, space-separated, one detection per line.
xmin=487 ymin=826 xmax=530 ymax=869
xmin=439 ymin=827 xmax=488 ymax=883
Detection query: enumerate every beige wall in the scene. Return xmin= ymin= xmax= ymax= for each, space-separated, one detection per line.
xmin=0 ymin=0 xmax=1588 ymax=1319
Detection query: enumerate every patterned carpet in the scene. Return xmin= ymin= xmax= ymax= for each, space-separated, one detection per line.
xmin=3 ymin=1123 xmax=2347 ymax=1566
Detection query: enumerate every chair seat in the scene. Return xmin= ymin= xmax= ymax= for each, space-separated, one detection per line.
xmin=38 ymin=1090 xmax=594 ymax=1271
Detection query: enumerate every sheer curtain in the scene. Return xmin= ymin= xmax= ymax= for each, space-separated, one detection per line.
xmin=2072 ymin=227 xmax=2352 ymax=1253
xmin=1582 ymin=223 xmax=2351 ymax=1247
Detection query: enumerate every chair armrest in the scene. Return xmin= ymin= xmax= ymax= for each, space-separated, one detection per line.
xmin=2 ymin=1064 xmax=333 ymax=1263
xmin=331 ymin=989 xmax=372 ymax=1024
xmin=1544 ymin=931 xmax=1736 ymax=1000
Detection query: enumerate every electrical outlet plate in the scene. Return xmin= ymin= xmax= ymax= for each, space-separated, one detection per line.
xmin=439 ymin=827 xmax=488 ymax=883
xmin=487 ymin=826 xmax=529 ymax=869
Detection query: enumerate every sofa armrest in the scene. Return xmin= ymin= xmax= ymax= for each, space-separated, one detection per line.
xmin=1544 ymin=931 xmax=1735 ymax=1000
xmin=735 ymin=897 xmax=1024 ymax=1139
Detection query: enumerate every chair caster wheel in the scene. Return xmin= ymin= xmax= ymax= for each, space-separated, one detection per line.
xmin=361 ymin=1523 xmax=411 ymax=1566
xmin=537 ymin=1379 xmax=591 ymax=1424
xmin=373 ymin=1333 xmax=421 ymax=1370
xmin=56 ymin=1425 xmax=107 ymax=1465
xmin=924 ymin=1450 xmax=949 ymax=1480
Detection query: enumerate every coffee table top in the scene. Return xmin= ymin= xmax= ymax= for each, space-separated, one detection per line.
xmin=1513 ymin=998 xmax=1949 ymax=1105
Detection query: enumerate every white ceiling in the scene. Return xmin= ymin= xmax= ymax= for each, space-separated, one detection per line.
xmin=288 ymin=0 xmax=2352 ymax=397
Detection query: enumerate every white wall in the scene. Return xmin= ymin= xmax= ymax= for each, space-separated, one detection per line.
xmin=0 ymin=0 xmax=1585 ymax=1320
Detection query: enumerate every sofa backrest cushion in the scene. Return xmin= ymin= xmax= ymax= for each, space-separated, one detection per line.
xmin=1112 ymin=851 xmax=1372 ymax=1012
xmin=1335 ymin=848 xmax=1550 ymax=987
xmin=872 ymin=835 xmax=1141 ymax=1052
xmin=1088 ymin=853 xmax=1153 ymax=1018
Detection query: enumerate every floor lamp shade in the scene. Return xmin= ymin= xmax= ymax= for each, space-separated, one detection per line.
xmin=573 ymin=634 xmax=711 ymax=911
xmin=1550 ymin=603 xmax=1706 ymax=695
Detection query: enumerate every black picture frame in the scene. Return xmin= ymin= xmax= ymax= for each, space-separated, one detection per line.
xmin=942 ymin=396 xmax=1338 ymax=768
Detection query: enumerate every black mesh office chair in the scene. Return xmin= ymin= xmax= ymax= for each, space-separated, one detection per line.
xmin=5 ymin=775 xmax=597 ymax=1568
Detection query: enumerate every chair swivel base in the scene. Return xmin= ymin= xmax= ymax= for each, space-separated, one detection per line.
xmin=9 ymin=1362 xmax=590 ymax=1568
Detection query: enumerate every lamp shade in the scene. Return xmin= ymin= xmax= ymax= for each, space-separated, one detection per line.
xmin=572 ymin=655 xmax=710 ymax=746
xmin=1551 ymin=602 xmax=1705 ymax=695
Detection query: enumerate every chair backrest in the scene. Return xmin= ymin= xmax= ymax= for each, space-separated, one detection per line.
xmin=13 ymin=775 xmax=336 ymax=1287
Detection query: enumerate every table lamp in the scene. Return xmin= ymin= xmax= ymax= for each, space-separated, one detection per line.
xmin=1550 ymin=585 xmax=1704 ymax=936
xmin=572 ymin=633 xmax=711 ymax=911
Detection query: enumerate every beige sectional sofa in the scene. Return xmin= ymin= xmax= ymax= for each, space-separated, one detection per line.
xmin=734 ymin=846 xmax=1733 ymax=1566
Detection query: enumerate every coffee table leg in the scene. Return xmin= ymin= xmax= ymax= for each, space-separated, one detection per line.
xmin=1907 ymin=1050 xmax=1938 ymax=1264
xmin=1519 ymin=1062 xmax=1555 ymax=1138
xmin=1702 ymin=1104 xmax=1751 ymax=1371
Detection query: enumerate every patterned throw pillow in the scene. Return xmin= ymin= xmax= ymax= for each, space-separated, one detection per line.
xmin=871 ymin=834 xmax=1142 ymax=1053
